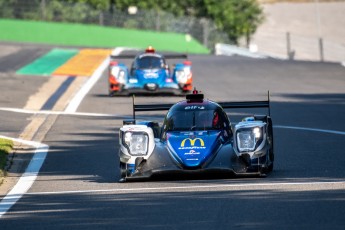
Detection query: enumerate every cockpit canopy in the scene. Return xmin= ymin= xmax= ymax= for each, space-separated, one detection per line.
xmin=162 ymin=100 xmax=230 ymax=132
xmin=134 ymin=54 xmax=166 ymax=70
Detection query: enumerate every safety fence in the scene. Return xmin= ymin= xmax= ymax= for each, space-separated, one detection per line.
xmin=250 ymin=30 xmax=345 ymax=62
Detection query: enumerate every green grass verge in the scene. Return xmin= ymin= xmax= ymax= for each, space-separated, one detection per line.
xmin=0 ymin=19 xmax=209 ymax=54
xmin=0 ymin=138 xmax=13 ymax=181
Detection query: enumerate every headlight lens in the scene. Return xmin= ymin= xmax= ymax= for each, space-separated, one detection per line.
xmin=176 ymin=70 xmax=187 ymax=83
xmin=111 ymin=66 xmax=119 ymax=77
xmin=253 ymin=127 xmax=261 ymax=138
xmin=110 ymin=67 xmax=126 ymax=84
xmin=118 ymin=70 xmax=126 ymax=83
xmin=123 ymin=132 xmax=149 ymax=156
xmin=236 ymin=128 xmax=262 ymax=152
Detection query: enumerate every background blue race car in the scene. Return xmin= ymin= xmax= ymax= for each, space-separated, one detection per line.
xmin=108 ymin=46 xmax=193 ymax=96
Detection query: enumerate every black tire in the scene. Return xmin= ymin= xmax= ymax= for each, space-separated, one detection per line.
xmin=267 ymin=118 xmax=274 ymax=173
xmin=260 ymin=155 xmax=273 ymax=175
xmin=268 ymin=162 xmax=274 ymax=172
xmin=120 ymin=162 xmax=127 ymax=178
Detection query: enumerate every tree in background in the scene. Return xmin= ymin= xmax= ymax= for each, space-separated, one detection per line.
xmin=0 ymin=0 xmax=264 ymax=45
xmin=203 ymin=0 xmax=264 ymax=45
xmin=65 ymin=0 xmax=110 ymax=10
xmin=110 ymin=0 xmax=264 ymax=45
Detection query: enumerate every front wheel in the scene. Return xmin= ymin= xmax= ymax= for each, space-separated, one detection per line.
xmin=268 ymin=162 xmax=274 ymax=172
xmin=120 ymin=162 xmax=128 ymax=179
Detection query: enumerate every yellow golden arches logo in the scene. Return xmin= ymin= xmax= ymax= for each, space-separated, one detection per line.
xmin=181 ymin=138 xmax=205 ymax=147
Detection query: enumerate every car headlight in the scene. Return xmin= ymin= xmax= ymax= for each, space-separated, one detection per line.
xmin=118 ymin=70 xmax=126 ymax=84
xmin=123 ymin=132 xmax=149 ymax=156
xmin=236 ymin=127 xmax=263 ymax=152
xmin=111 ymin=66 xmax=119 ymax=77
xmin=111 ymin=67 xmax=126 ymax=84
xmin=176 ymin=70 xmax=187 ymax=84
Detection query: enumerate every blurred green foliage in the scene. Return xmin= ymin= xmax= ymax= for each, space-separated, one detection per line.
xmin=0 ymin=0 xmax=264 ymax=45
xmin=0 ymin=138 xmax=13 ymax=179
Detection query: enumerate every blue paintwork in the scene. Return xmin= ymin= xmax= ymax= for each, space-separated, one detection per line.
xmin=127 ymin=164 xmax=135 ymax=174
xmin=127 ymin=68 xmax=175 ymax=89
xmin=116 ymin=59 xmax=188 ymax=91
xmin=167 ymin=131 xmax=222 ymax=168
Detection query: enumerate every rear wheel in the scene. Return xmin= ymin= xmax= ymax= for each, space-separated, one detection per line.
xmin=109 ymin=87 xmax=116 ymax=97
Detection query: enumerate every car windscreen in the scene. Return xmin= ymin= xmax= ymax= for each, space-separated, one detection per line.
xmin=164 ymin=109 xmax=220 ymax=131
xmin=137 ymin=56 xmax=164 ymax=69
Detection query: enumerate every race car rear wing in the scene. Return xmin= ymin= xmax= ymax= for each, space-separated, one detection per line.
xmin=130 ymin=92 xmax=271 ymax=121
xmin=218 ymin=100 xmax=270 ymax=110
xmin=110 ymin=54 xmax=188 ymax=59
xmin=131 ymin=97 xmax=173 ymax=121
xmin=110 ymin=55 xmax=137 ymax=59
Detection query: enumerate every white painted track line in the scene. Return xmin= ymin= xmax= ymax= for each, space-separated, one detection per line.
xmin=275 ymin=125 xmax=345 ymax=136
xmin=64 ymin=57 xmax=110 ymax=113
xmin=25 ymin=181 xmax=345 ymax=195
xmin=2 ymin=107 xmax=345 ymax=136
xmin=0 ymin=136 xmax=49 ymax=218
xmin=0 ymin=107 xmax=123 ymax=117
xmin=0 ymin=107 xmax=159 ymax=120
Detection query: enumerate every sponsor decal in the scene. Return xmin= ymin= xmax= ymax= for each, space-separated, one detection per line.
xmin=178 ymin=138 xmax=206 ymax=150
xmin=139 ymin=53 xmax=161 ymax=58
xmin=184 ymin=149 xmax=200 ymax=155
xmin=146 ymin=83 xmax=157 ymax=89
xmin=144 ymin=72 xmax=159 ymax=78
xmin=184 ymin=106 xmax=205 ymax=110
xmin=129 ymin=78 xmax=138 ymax=83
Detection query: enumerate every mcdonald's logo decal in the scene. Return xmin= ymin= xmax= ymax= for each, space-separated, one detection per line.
xmin=181 ymin=138 xmax=204 ymax=147
xmin=179 ymin=138 xmax=206 ymax=150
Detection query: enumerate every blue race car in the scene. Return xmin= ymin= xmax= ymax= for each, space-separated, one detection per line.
xmin=118 ymin=90 xmax=274 ymax=182
xmin=108 ymin=46 xmax=193 ymax=96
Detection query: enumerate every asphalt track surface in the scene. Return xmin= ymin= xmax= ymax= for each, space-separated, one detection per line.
xmin=1 ymin=44 xmax=345 ymax=229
